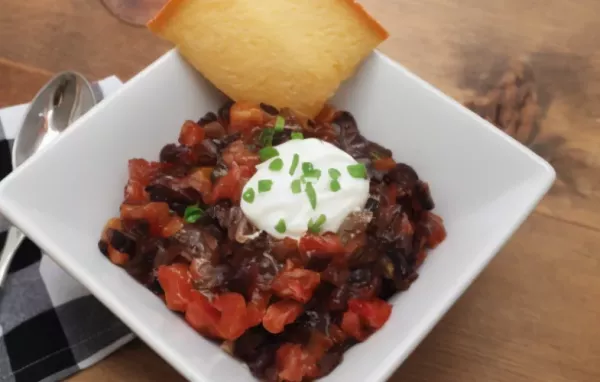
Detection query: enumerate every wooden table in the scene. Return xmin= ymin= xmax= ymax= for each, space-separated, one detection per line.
xmin=2 ymin=1 xmax=599 ymax=381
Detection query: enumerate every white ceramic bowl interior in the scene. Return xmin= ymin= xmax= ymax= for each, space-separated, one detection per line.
xmin=0 ymin=50 xmax=555 ymax=382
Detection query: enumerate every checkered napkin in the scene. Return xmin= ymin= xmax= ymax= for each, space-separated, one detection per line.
xmin=0 ymin=77 xmax=134 ymax=382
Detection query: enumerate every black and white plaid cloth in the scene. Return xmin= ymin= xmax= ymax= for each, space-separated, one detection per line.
xmin=0 ymin=77 xmax=134 ymax=382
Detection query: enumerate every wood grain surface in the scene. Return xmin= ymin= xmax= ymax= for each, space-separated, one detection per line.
xmin=1 ymin=0 xmax=599 ymax=381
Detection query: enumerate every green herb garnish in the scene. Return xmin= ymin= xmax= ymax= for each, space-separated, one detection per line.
xmin=328 ymin=168 xmax=341 ymax=179
xmin=347 ymin=163 xmax=367 ymax=179
xmin=291 ymin=179 xmax=302 ymax=194
xmin=289 ymin=153 xmax=300 ymax=176
xmin=258 ymin=179 xmax=273 ymax=193
xmin=242 ymin=188 xmax=255 ymax=203
xmin=303 ymin=169 xmax=321 ymax=179
xmin=259 ymin=147 xmax=279 ymax=162
xmin=308 ymin=214 xmax=327 ymax=233
xmin=183 ymin=205 xmax=204 ymax=223
xmin=269 ymin=158 xmax=284 ymax=171
xmin=291 ymin=132 xmax=304 ymax=140
xmin=301 ymin=162 xmax=321 ymax=179
xmin=305 ymin=182 xmax=317 ymax=209
xmin=330 ymin=179 xmax=341 ymax=192
xmin=274 ymin=116 xmax=285 ymax=132
xmin=259 ymin=128 xmax=275 ymax=147
xmin=302 ymin=162 xmax=314 ymax=175
xmin=275 ymin=219 xmax=287 ymax=233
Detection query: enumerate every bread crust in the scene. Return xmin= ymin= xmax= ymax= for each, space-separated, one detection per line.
xmin=341 ymin=0 xmax=389 ymax=39
xmin=147 ymin=0 xmax=185 ymax=34
xmin=147 ymin=0 xmax=388 ymax=40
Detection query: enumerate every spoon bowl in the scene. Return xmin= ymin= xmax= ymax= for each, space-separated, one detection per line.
xmin=13 ymin=72 xmax=97 ymax=168
xmin=0 ymin=72 xmax=97 ymax=288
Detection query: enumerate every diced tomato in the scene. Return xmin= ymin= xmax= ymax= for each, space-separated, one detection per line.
xmin=276 ymin=343 xmax=318 ymax=382
xmin=107 ymin=245 xmax=129 ymax=265
xmin=341 ymin=310 xmax=367 ymax=341
xmin=162 ymin=216 xmax=184 ymax=237
xmin=210 ymin=162 xmax=242 ymax=204
xmin=212 ymin=292 xmax=249 ymax=340
xmin=341 ymin=298 xmax=392 ymax=341
xmin=186 ymin=167 xmax=213 ymax=203
xmin=209 ymin=141 xmax=259 ymax=204
xmin=327 ymin=324 xmax=348 ymax=345
xmin=178 ymin=120 xmax=205 ymax=147
xmin=306 ymin=330 xmax=334 ymax=360
xmin=246 ymin=291 xmax=270 ymax=327
xmin=124 ymin=180 xmax=149 ymax=204
xmin=298 ymin=233 xmax=345 ymax=258
xmin=314 ymin=104 xmax=338 ymax=123
xmin=424 ymin=212 xmax=446 ymax=248
xmin=157 ymin=264 xmax=194 ymax=312
xmin=187 ymin=291 xmax=251 ymax=340
xmin=262 ymin=300 xmax=303 ymax=334
xmin=101 ymin=218 xmax=122 ymax=241
xmin=221 ymin=140 xmax=260 ymax=169
xmin=271 ymin=268 xmax=320 ymax=303
xmin=120 ymin=202 xmax=171 ymax=237
xmin=185 ymin=290 xmax=220 ymax=338
xmin=229 ymin=102 xmax=265 ymax=133
xmin=271 ymin=237 xmax=304 ymax=265
xmin=373 ymin=157 xmax=397 ymax=171
xmin=128 ymin=158 xmax=162 ymax=185
xmin=348 ymin=298 xmax=391 ymax=330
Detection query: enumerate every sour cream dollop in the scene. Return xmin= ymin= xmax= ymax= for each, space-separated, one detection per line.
xmin=240 ymin=138 xmax=370 ymax=239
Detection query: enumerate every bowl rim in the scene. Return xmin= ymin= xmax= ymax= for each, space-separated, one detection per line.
xmin=0 ymin=49 xmax=556 ymax=382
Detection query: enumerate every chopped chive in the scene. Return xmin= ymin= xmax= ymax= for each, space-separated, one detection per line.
xmin=302 ymin=162 xmax=314 ymax=175
xmin=330 ymin=179 xmax=341 ymax=192
xmin=269 ymin=158 xmax=284 ymax=171
xmin=258 ymin=179 xmax=273 ymax=193
xmin=347 ymin=163 xmax=367 ymax=179
xmin=328 ymin=168 xmax=341 ymax=179
xmin=275 ymin=219 xmax=287 ymax=233
xmin=303 ymin=169 xmax=321 ymax=179
xmin=274 ymin=116 xmax=285 ymax=132
xmin=291 ymin=132 xmax=304 ymax=140
xmin=184 ymin=205 xmax=204 ymax=223
xmin=305 ymin=182 xmax=317 ymax=210
xmin=289 ymin=153 xmax=300 ymax=176
xmin=242 ymin=188 xmax=255 ymax=203
xmin=308 ymin=214 xmax=327 ymax=233
xmin=259 ymin=128 xmax=275 ymax=147
xmin=259 ymin=147 xmax=279 ymax=162
xmin=291 ymin=179 xmax=302 ymax=194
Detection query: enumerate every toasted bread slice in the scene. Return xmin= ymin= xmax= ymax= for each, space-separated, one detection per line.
xmin=148 ymin=0 xmax=388 ymax=117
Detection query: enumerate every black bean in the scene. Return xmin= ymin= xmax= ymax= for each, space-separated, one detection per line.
xmin=415 ymin=181 xmax=435 ymax=211
xmin=328 ymin=285 xmax=349 ymax=311
xmin=259 ymin=103 xmax=279 ymax=115
xmin=108 ymin=229 xmax=136 ymax=255
xmin=159 ymin=144 xmax=183 ymax=164
xmin=191 ymin=139 xmax=219 ymax=166
xmin=387 ymin=163 xmax=419 ymax=194
xmin=197 ymin=111 xmax=217 ymax=126
xmin=218 ymin=100 xmax=234 ymax=126
xmin=98 ymin=240 xmax=108 ymax=256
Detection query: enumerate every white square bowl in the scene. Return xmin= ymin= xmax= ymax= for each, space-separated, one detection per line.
xmin=0 ymin=50 xmax=554 ymax=382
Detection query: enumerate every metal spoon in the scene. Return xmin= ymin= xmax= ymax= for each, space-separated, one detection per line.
xmin=0 ymin=72 xmax=97 ymax=287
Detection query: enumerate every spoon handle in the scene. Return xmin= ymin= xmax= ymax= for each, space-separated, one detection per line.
xmin=0 ymin=226 xmax=26 ymax=286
